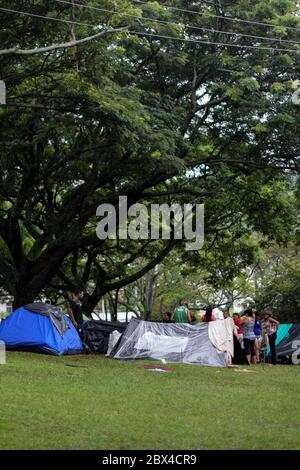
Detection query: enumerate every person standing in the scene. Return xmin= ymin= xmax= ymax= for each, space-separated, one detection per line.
xmin=184 ymin=303 xmax=196 ymax=323
xmin=162 ymin=312 xmax=174 ymax=323
xmin=264 ymin=311 xmax=279 ymax=365
xmin=201 ymin=305 xmax=216 ymax=322
xmin=254 ymin=313 xmax=262 ymax=363
xmin=69 ymin=287 xmax=85 ymax=339
xmin=172 ymin=300 xmax=191 ymax=323
xmin=240 ymin=308 xmax=256 ymax=364
xmin=233 ymin=313 xmax=243 ymax=346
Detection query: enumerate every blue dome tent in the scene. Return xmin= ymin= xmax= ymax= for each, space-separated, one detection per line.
xmin=0 ymin=302 xmax=83 ymax=355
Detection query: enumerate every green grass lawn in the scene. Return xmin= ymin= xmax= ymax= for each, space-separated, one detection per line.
xmin=0 ymin=352 xmax=299 ymax=450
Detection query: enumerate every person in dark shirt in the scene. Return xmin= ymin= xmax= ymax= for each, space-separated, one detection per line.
xmin=162 ymin=312 xmax=174 ymax=323
xmin=264 ymin=311 xmax=279 ymax=365
xmin=69 ymin=287 xmax=84 ymax=338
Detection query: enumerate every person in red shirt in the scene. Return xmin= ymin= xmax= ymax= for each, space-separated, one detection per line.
xmin=233 ymin=313 xmax=243 ymax=346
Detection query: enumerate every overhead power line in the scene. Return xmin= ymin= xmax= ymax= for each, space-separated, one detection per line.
xmin=129 ymin=29 xmax=300 ymax=53
xmin=0 ymin=6 xmax=300 ymax=54
xmin=53 ymin=0 xmax=300 ymax=46
xmin=133 ymin=0 xmax=300 ymax=33
xmin=0 ymin=6 xmax=97 ymax=28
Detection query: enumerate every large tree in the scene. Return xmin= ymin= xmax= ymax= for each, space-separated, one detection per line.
xmin=1 ymin=0 xmax=300 ymax=310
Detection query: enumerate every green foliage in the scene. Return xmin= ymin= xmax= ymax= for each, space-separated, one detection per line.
xmin=255 ymin=249 xmax=300 ymax=322
xmin=1 ymin=0 xmax=300 ymax=312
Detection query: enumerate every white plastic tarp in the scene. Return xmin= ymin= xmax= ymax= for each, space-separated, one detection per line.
xmin=112 ymin=318 xmax=228 ymax=367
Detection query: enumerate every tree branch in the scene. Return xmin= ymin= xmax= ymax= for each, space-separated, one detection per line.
xmin=103 ymin=239 xmax=177 ymax=292
xmin=116 ymin=300 xmax=141 ymax=318
xmin=0 ymin=26 xmax=128 ymax=56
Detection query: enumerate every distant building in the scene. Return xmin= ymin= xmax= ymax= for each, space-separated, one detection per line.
xmin=0 ymin=301 xmax=13 ymax=320
xmin=91 ymin=311 xmax=137 ymax=322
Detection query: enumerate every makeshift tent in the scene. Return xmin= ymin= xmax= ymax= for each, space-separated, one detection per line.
xmin=0 ymin=302 xmax=83 ymax=355
xmin=267 ymin=323 xmax=300 ymax=364
xmin=111 ymin=318 xmax=247 ymax=367
xmin=83 ymin=319 xmax=127 ymax=354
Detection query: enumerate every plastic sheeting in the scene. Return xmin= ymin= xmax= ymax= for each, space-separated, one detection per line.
xmin=136 ymin=331 xmax=189 ymax=353
xmin=106 ymin=330 xmax=122 ymax=357
xmin=267 ymin=323 xmax=292 ymax=353
xmin=25 ymin=302 xmax=69 ymax=336
xmin=84 ymin=319 xmax=127 ymax=353
xmin=267 ymin=324 xmax=300 ymax=362
xmin=208 ymin=317 xmax=236 ymax=361
xmin=112 ymin=318 xmax=228 ymax=367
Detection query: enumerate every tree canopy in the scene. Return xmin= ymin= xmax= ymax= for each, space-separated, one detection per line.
xmin=1 ymin=0 xmax=300 ymax=312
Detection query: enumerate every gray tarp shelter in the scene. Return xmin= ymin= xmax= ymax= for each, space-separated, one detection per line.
xmin=111 ymin=318 xmax=245 ymax=367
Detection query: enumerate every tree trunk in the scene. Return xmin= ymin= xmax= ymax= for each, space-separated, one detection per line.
xmin=104 ymin=297 xmax=108 ymax=321
xmin=13 ymin=290 xmax=36 ymax=310
xmin=111 ymin=289 xmax=119 ymax=322
xmin=83 ymin=283 xmax=105 ymax=317
xmin=142 ymin=267 xmax=159 ymax=320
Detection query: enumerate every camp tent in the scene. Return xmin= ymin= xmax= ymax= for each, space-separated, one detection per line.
xmin=111 ymin=318 xmax=247 ymax=367
xmin=83 ymin=319 xmax=127 ymax=354
xmin=267 ymin=323 xmax=300 ymax=364
xmin=0 ymin=302 xmax=82 ymax=355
